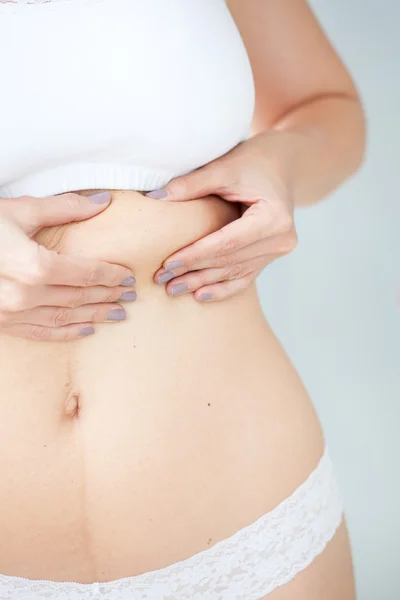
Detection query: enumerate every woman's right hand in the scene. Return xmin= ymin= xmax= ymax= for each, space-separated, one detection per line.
xmin=0 ymin=191 xmax=136 ymax=342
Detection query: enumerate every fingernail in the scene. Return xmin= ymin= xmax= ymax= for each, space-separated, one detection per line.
xmin=80 ymin=327 xmax=95 ymax=336
xmin=165 ymin=261 xmax=184 ymax=270
xmin=121 ymin=276 xmax=136 ymax=286
xmin=146 ymin=188 xmax=169 ymax=200
xmin=119 ymin=291 xmax=137 ymax=302
xmin=106 ymin=309 xmax=126 ymax=321
xmin=88 ymin=191 xmax=111 ymax=204
xmin=157 ymin=271 xmax=175 ymax=284
xmin=171 ymin=283 xmax=189 ymax=296
xmin=199 ymin=293 xmax=213 ymax=302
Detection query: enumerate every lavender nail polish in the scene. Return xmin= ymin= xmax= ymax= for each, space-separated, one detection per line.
xmin=146 ymin=188 xmax=169 ymax=200
xmin=199 ymin=293 xmax=213 ymax=302
xmin=88 ymin=191 xmax=111 ymax=204
xmin=121 ymin=276 xmax=136 ymax=286
xmin=80 ymin=327 xmax=95 ymax=336
xmin=157 ymin=271 xmax=175 ymax=284
xmin=171 ymin=283 xmax=189 ymax=296
xmin=106 ymin=309 xmax=126 ymax=321
xmin=119 ymin=291 xmax=137 ymax=302
xmin=165 ymin=261 xmax=184 ymax=270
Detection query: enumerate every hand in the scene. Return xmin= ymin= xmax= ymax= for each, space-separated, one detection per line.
xmin=0 ymin=192 xmax=136 ymax=341
xmin=150 ymin=132 xmax=298 ymax=302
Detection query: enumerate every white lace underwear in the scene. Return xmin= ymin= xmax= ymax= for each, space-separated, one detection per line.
xmin=0 ymin=448 xmax=343 ymax=600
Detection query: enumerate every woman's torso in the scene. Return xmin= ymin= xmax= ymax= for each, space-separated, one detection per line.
xmin=0 ymin=191 xmax=324 ymax=582
xmin=0 ymin=0 xmax=324 ymax=584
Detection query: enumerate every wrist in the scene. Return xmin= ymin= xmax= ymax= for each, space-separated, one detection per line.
xmin=252 ymin=129 xmax=309 ymax=207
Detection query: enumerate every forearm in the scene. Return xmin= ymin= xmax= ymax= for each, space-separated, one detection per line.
xmin=253 ymin=94 xmax=366 ymax=208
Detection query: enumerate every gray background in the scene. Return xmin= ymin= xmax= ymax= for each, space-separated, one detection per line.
xmin=256 ymin=1 xmax=400 ymax=599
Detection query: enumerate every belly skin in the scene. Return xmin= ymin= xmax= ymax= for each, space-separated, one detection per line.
xmin=0 ymin=190 xmax=324 ymax=582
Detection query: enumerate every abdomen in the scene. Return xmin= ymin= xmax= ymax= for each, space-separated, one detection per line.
xmin=0 ymin=191 xmax=324 ymax=582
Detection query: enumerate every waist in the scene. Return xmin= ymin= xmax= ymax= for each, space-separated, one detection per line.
xmin=0 ymin=190 xmax=324 ymax=582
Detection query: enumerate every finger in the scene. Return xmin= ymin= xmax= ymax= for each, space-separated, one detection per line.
xmin=155 ymin=233 xmax=291 ymax=283
xmin=4 ymin=191 xmax=112 ymax=236
xmin=188 ymin=229 xmax=297 ymax=272
xmin=0 ymin=230 xmax=135 ymax=287
xmin=0 ymin=303 xmax=127 ymax=327
xmin=194 ymin=273 xmax=258 ymax=303
xmin=165 ymin=256 xmax=272 ymax=297
xmin=159 ymin=203 xmax=279 ymax=272
xmin=0 ymin=322 xmax=96 ymax=342
xmin=32 ymin=246 xmax=135 ymax=287
xmin=36 ymin=284 xmax=137 ymax=309
xmin=146 ymin=160 xmax=226 ymax=202
xmin=0 ymin=278 xmax=136 ymax=313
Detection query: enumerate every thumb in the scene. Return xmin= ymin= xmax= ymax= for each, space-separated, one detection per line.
xmin=146 ymin=160 xmax=225 ymax=202
xmin=5 ymin=191 xmax=112 ymax=236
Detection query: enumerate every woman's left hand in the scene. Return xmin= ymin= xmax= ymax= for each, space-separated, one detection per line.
xmin=150 ymin=132 xmax=299 ymax=303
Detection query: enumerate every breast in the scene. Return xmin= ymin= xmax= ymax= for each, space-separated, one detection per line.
xmin=0 ymin=0 xmax=255 ymax=198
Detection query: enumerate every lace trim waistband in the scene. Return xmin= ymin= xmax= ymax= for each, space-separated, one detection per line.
xmin=0 ymin=447 xmax=343 ymax=600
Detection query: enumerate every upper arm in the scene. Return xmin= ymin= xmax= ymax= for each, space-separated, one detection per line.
xmin=226 ymin=0 xmax=360 ymax=130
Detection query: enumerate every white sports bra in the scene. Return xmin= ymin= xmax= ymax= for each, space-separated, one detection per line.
xmin=0 ymin=0 xmax=255 ymax=199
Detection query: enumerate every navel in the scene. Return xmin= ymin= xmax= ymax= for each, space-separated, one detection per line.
xmin=64 ymin=391 xmax=81 ymax=419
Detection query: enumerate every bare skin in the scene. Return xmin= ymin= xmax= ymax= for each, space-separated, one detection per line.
xmin=0 ymin=190 xmax=354 ymax=599
xmin=150 ymin=0 xmax=365 ymax=302
xmin=0 ymin=1 xmax=363 ymax=597
xmin=0 ymin=192 xmax=136 ymax=340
